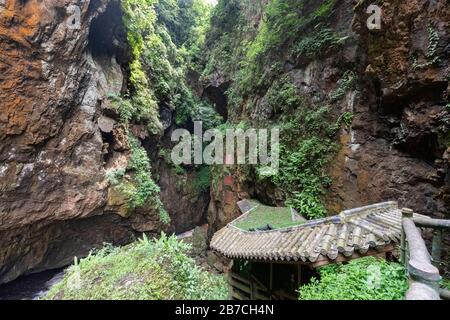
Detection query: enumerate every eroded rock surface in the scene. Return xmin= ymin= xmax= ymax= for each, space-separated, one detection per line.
xmin=204 ymin=0 xmax=449 ymax=236
xmin=0 ymin=0 xmax=159 ymax=284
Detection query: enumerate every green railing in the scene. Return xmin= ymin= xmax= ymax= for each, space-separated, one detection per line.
xmin=400 ymin=208 xmax=450 ymax=300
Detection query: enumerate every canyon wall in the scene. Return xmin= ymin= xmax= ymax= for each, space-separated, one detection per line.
xmin=0 ymin=0 xmax=208 ymax=284
xmin=203 ymin=0 xmax=449 ymax=237
xmin=0 ymin=0 xmax=449 ymax=284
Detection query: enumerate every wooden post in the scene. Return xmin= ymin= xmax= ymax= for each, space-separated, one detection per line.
xmin=401 ymin=208 xmax=413 ymax=266
xmin=249 ymin=262 xmax=255 ymax=300
xmin=431 ymin=229 xmax=442 ymax=268
xmin=228 ymin=271 xmax=233 ymax=300
xmin=269 ymin=262 xmax=273 ymax=298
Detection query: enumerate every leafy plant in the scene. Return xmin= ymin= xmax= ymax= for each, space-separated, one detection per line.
xmin=330 ymin=70 xmax=356 ymax=102
xmin=294 ymin=27 xmax=348 ymax=60
xmin=299 ymin=257 xmax=408 ymax=300
xmin=113 ymin=133 xmax=170 ymax=224
xmin=106 ymin=168 xmax=126 ymax=186
xmin=192 ymin=166 xmax=211 ymax=193
xmin=441 ymin=278 xmax=450 ymax=290
xmin=412 ymin=25 xmax=441 ymax=70
xmin=426 ymin=25 xmax=440 ymax=65
xmin=271 ymin=138 xmax=335 ymax=219
xmin=44 ymin=233 xmax=228 ymax=300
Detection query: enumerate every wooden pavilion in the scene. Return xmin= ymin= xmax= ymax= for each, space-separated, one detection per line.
xmin=211 ymin=200 xmax=424 ymax=300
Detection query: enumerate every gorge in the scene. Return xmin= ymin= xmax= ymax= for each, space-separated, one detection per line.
xmin=0 ymin=0 xmax=449 ymax=299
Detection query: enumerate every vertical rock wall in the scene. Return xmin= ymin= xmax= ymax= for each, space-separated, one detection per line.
xmin=204 ymin=0 xmax=449 ymax=236
xmin=0 ymin=0 xmax=158 ymax=284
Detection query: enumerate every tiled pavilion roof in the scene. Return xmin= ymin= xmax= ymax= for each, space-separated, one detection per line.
xmin=211 ymin=201 xmax=424 ymax=267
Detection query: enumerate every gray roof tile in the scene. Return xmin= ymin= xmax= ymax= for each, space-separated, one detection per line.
xmin=211 ymin=201 xmax=423 ymax=264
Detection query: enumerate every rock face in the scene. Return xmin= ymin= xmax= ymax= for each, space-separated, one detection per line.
xmin=204 ymin=0 xmax=449 ymax=237
xmin=0 ymin=0 xmax=160 ymax=284
xmin=0 ymin=0 xmax=449 ymax=285
xmin=328 ymin=0 xmax=449 ymax=217
xmin=0 ymin=0 xmax=216 ymax=284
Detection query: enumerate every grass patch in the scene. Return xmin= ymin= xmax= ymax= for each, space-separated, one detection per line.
xmin=233 ymin=200 xmax=303 ymax=231
xmin=44 ymin=234 xmax=228 ymax=300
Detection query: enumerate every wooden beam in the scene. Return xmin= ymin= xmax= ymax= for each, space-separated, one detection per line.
xmin=297 ymin=264 xmax=302 ymax=286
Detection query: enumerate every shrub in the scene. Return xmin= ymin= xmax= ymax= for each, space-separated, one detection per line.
xmin=44 ymin=234 xmax=228 ymax=300
xmin=299 ymin=257 xmax=408 ymax=300
xmin=272 ymin=138 xmax=335 ymax=219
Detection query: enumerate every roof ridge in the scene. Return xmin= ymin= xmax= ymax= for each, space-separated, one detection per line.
xmin=229 ymin=201 xmax=399 ymax=234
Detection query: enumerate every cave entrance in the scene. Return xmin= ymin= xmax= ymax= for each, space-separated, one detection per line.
xmin=87 ymin=0 xmax=128 ymax=65
xmin=203 ymin=85 xmax=229 ymax=121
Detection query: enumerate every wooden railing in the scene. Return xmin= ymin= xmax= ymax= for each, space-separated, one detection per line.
xmin=400 ymin=208 xmax=450 ymax=300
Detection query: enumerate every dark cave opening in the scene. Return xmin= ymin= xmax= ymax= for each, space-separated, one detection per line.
xmin=101 ymin=131 xmax=115 ymax=164
xmin=379 ymin=81 xmax=448 ymax=116
xmin=203 ymin=85 xmax=229 ymax=121
xmin=395 ymin=132 xmax=443 ymax=163
xmin=87 ymin=0 xmax=129 ymax=66
xmin=379 ymin=81 xmax=449 ymax=162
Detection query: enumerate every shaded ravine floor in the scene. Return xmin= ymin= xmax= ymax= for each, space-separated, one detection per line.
xmin=0 ymin=269 xmax=65 ymax=300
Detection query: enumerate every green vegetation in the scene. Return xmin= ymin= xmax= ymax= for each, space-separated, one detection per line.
xmin=330 ymin=70 xmax=356 ymax=102
xmin=109 ymin=134 xmax=170 ymax=224
xmin=294 ymin=27 xmax=348 ymax=60
xmin=107 ymin=0 xmax=222 ymax=222
xmin=426 ymin=25 xmax=441 ymax=65
xmin=233 ymin=200 xmax=303 ymax=231
xmin=192 ymin=165 xmax=212 ymax=193
xmin=121 ymin=0 xmax=221 ymax=130
xmin=203 ymin=1 xmax=355 ymax=220
xmin=442 ymin=278 xmax=450 ymax=290
xmin=412 ymin=25 xmax=441 ymax=70
xmin=226 ymin=0 xmax=338 ymax=101
xmin=258 ymin=77 xmax=341 ymax=220
xmin=121 ymin=0 xmax=163 ymax=134
xmin=299 ymin=257 xmax=408 ymax=300
xmin=44 ymin=234 xmax=228 ymax=300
